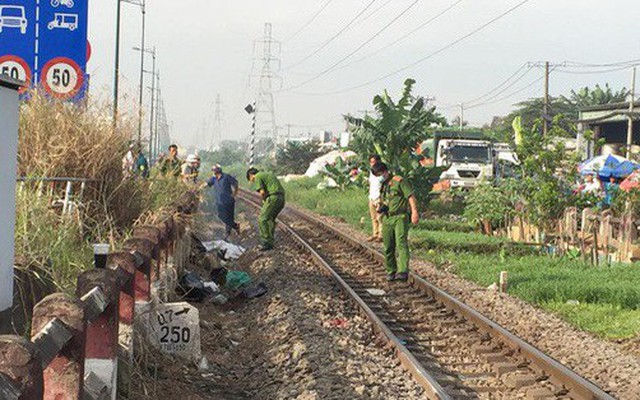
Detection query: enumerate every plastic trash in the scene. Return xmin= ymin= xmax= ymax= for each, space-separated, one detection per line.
xmin=202 ymin=240 xmax=246 ymax=260
xmin=225 ymin=270 xmax=252 ymax=291
xmin=365 ymin=288 xmax=386 ymax=296
xmin=177 ymin=271 xmax=223 ymax=303
xmin=242 ymin=282 xmax=268 ymax=299
xmin=198 ymin=356 xmax=210 ymax=371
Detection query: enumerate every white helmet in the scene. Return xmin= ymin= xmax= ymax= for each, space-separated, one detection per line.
xmin=186 ymin=154 xmax=198 ymax=163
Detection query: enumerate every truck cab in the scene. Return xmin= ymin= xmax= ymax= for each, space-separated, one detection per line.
xmin=437 ymin=139 xmax=494 ymax=188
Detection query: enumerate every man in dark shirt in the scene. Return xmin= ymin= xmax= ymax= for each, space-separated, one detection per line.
xmin=205 ymin=165 xmax=240 ymax=240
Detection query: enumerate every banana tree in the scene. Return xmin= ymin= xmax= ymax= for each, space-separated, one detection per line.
xmin=347 ymin=79 xmax=447 ymax=203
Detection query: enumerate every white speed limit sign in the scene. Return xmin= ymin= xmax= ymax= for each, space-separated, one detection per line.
xmin=0 ymin=55 xmax=32 ymax=91
xmin=41 ymin=57 xmax=84 ymax=99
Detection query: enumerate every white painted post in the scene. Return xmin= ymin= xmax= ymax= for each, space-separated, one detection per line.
xmin=0 ymin=77 xmax=21 ymax=331
xmin=62 ymin=181 xmax=73 ymax=216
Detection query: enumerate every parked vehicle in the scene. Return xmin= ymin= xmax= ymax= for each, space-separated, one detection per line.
xmin=422 ymin=131 xmax=519 ymax=189
xmin=0 ymin=6 xmax=27 ymax=34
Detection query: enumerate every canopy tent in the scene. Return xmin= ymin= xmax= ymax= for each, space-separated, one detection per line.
xmin=611 ymin=161 xmax=640 ymax=179
xmin=579 ymin=154 xmax=626 ymax=176
xmin=304 ymin=150 xmax=357 ymax=177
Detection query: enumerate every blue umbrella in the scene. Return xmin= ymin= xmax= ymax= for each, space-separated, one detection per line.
xmin=597 ymin=155 xmax=624 ymax=178
xmin=612 ymin=160 xmax=640 ymax=178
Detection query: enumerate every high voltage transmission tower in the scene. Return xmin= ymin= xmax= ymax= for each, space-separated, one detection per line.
xmin=250 ymin=23 xmax=282 ymax=153
xmin=211 ymin=94 xmax=223 ymax=150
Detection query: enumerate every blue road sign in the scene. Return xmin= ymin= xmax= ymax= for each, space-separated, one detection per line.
xmin=0 ymin=0 xmax=36 ymax=89
xmin=0 ymin=0 xmax=88 ymax=100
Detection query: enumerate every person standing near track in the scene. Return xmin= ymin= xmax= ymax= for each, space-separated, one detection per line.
xmin=159 ymin=144 xmax=182 ymax=177
xmin=246 ymin=167 xmax=286 ymax=251
xmin=368 ymin=154 xmax=384 ymax=242
xmin=204 ymin=165 xmax=241 ymax=240
xmin=372 ymin=162 xmax=420 ymax=282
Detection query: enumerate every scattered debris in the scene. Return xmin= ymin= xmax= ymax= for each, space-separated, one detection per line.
xmin=202 ymin=240 xmax=246 ymax=260
xmin=366 ymin=288 xmax=386 ymax=296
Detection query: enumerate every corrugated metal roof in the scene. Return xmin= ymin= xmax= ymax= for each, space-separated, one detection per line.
xmin=579 ymin=101 xmax=640 ymax=112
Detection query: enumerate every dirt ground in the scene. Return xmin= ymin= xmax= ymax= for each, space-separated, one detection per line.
xmin=131 ymin=205 xmax=426 ymax=399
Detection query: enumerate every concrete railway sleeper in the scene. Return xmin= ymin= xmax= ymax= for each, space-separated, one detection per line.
xmin=240 ymin=190 xmax=615 ymax=400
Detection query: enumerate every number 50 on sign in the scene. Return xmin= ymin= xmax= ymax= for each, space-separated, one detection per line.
xmin=40 ymin=56 xmax=83 ymax=99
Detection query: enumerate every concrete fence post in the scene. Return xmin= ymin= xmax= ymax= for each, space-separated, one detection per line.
xmin=77 ymin=269 xmax=121 ymax=400
xmin=31 ymin=294 xmax=86 ymax=400
xmin=0 ymin=336 xmax=43 ymax=399
xmin=124 ymin=238 xmax=158 ymax=284
xmin=106 ymin=253 xmax=137 ymax=326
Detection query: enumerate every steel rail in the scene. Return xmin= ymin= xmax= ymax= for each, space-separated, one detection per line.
xmin=240 ymin=192 xmax=452 ymax=400
xmin=283 ymin=198 xmax=614 ymax=399
xmin=239 ymin=189 xmax=615 ymax=400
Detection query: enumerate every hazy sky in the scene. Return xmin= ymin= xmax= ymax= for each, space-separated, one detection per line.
xmin=87 ymin=0 xmax=640 ymax=148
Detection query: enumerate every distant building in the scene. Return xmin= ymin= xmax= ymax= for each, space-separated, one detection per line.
xmin=578 ymin=101 xmax=640 ymax=158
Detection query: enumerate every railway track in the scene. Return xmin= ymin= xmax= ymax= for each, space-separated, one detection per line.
xmin=239 ymin=190 xmax=615 ymax=400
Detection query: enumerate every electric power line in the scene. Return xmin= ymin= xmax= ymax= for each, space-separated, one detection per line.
xmin=335 ymin=0 xmax=465 ymax=72
xmin=554 ymin=64 xmax=640 ymax=75
xmin=285 ymin=0 xmax=422 ymax=91
xmin=355 ymin=0 xmax=395 ymax=27
xmin=284 ymin=0 xmax=335 ymax=43
xmin=465 ymin=64 xmax=534 ymax=107
xmin=562 ymin=58 xmax=640 ymax=68
xmin=284 ymin=0 xmax=378 ymax=71
xmin=291 ymin=0 xmax=533 ymax=96
xmin=465 ymin=75 xmax=544 ymax=110
xmin=465 ymin=66 xmax=560 ymax=110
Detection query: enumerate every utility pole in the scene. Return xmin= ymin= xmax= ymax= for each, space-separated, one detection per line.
xmin=113 ymin=0 xmax=145 ymax=127
xmin=626 ymin=67 xmax=637 ymax=159
xmin=113 ymin=0 xmax=122 ymax=127
xmin=212 ymin=94 xmax=223 ymax=150
xmin=250 ymin=23 xmax=282 ymax=156
xmin=459 ymin=103 xmax=464 ymax=131
xmin=543 ymin=61 xmax=550 ymax=136
xmin=137 ymin=1 xmax=146 ymax=144
xmin=154 ymin=72 xmax=160 ymax=159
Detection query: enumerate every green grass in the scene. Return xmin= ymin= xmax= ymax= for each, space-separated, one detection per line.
xmin=419 ymin=249 xmax=640 ymax=339
xmin=283 ymin=177 xmax=640 ymax=339
xmin=283 ymin=178 xmax=371 ymax=229
xmin=417 ymin=219 xmax=475 ymax=233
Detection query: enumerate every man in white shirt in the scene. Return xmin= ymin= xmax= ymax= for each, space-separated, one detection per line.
xmin=368 ymin=154 xmax=384 ymax=242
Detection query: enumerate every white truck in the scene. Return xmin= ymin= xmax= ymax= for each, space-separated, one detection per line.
xmin=437 ymin=138 xmax=494 ymax=188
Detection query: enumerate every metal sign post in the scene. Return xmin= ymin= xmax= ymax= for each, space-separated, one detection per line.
xmin=0 ymin=76 xmax=21 ymax=332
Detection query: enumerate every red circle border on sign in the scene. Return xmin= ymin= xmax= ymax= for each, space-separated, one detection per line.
xmin=40 ymin=56 xmax=84 ymax=99
xmin=0 ymin=55 xmax=32 ymax=93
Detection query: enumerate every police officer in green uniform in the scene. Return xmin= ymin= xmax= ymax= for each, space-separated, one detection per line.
xmin=247 ymin=167 xmax=286 ymax=251
xmin=372 ymin=162 xmax=420 ymax=282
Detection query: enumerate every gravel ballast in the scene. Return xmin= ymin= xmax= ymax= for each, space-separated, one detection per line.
xmin=303 ymin=207 xmax=640 ymax=399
